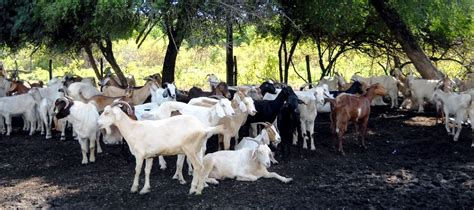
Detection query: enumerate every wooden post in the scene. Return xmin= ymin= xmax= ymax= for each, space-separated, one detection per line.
xmin=100 ymin=58 xmax=104 ymax=78
xmin=305 ymin=55 xmax=312 ymax=88
xmin=48 ymin=59 xmax=52 ymax=80
xmin=99 ymin=58 xmax=104 ymax=91
xmin=233 ymin=56 xmax=238 ymax=85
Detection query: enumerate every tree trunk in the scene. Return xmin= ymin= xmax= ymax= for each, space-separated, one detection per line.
xmin=162 ymin=11 xmax=186 ymax=83
xmin=370 ymin=0 xmax=442 ymax=79
xmin=98 ymin=36 xmax=128 ymax=86
xmin=84 ymin=43 xmax=101 ymax=80
xmin=225 ymin=19 xmax=234 ymax=86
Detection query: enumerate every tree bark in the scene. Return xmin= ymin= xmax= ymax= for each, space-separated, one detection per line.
xmin=98 ymin=36 xmax=127 ymax=86
xmin=225 ymin=19 xmax=234 ymax=86
xmin=84 ymin=43 xmax=101 ymax=80
xmin=370 ymin=0 xmax=442 ymax=79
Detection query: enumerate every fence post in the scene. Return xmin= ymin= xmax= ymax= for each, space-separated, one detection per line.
xmin=48 ymin=59 xmax=52 ymax=80
xmin=233 ymin=56 xmax=238 ymax=86
xmin=305 ymin=55 xmax=312 ymax=88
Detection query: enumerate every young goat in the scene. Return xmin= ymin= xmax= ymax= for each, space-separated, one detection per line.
xmin=202 ymin=144 xmax=292 ymax=187
xmin=98 ymin=101 xmax=223 ymax=195
xmin=327 ymin=83 xmax=386 ymax=155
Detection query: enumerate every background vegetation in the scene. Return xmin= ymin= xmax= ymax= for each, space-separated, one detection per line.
xmin=0 ymin=0 xmax=472 ymax=89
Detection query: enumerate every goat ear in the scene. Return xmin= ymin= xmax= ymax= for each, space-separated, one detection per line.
xmin=162 ymin=89 xmax=169 ymax=98
xmin=215 ymin=102 xmax=226 ymax=118
xmin=251 ymin=149 xmax=258 ymax=160
xmin=112 ymin=107 xmax=122 ymax=119
xmin=239 ymin=102 xmax=247 ymax=112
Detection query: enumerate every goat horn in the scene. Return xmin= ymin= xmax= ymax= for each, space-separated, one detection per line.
xmin=57 ymin=97 xmax=71 ymax=109
xmin=111 ymin=101 xmax=133 ymax=115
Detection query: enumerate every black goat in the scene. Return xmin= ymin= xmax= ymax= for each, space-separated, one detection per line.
xmin=259 ymin=81 xmax=277 ymax=96
xmin=277 ymin=93 xmax=301 ymax=160
xmin=245 ymin=85 xmax=293 ymax=125
xmin=329 ymin=81 xmax=365 ymax=97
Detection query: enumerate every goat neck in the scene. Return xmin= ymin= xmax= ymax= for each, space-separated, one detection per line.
xmin=363 ymin=85 xmax=386 ymax=102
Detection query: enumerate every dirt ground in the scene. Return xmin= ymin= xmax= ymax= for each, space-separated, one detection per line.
xmin=0 ymin=107 xmax=473 ymax=208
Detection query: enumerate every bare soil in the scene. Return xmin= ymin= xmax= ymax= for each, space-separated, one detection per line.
xmin=0 ymin=107 xmax=473 ymax=208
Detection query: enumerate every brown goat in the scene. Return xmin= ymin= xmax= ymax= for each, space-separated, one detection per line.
xmin=8 ymin=80 xmax=31 ymax=95
xmin=78 ymin=91 xmax=132 ymax=112
xmin=187 ymin=82 xmax=231 ymax=101
xmin=327 ymin=83 xmax=386 ymax=155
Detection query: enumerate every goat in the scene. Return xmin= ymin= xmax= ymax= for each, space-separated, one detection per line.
xmin=67 ymin=81 xmax=102 ymax=102
xmin=97 ymin=101 xmax=223 ymax=195
xmin=53 ymin=97 xmax=102 ymax=164
xmin=146 ymin=99 xmax=235 ymax=184
xmin=406 ymin=73 xmax=453 ymax=113
xmin=202 ymin=144 xmax=293 ymax=187
xmin=292 ymin=86 xmax=326 ymax=151
xmin=98 ymin=71 xmax=137 ymax=89
xmin=189 ymin=91 xmax=258 ymax=150
xmin=352 ymin=74 xmax=398 ymax=108
xmin=0 ymin=88 xmax=39 ymax=136
xmin=235 ymin=122 xmax=281 ymax=150
xmin=318 ymin=76 xmax=338 ymax=91
xmin=7 ymin=80 xmax=31 ymax=95
xmin=327 ymin=83 xmax=387 ymax=155
xmin=277 ymin=97 xmax=301 ymax=160
xmin=102 ymin=79 xmax=157 ymax=105
xmin=63 ymin=74 xmax=97 ymax=88
xmin=187 ymin=82 xmax=231 ymax=100
xmin=133 ymin=83 xmax=177 ymax=120
xmin=245 ymin=86 xmax=296 ymax=137
xmin=0 ymin=76 xmax=11 ymax=97
xmin=431 ymin=89 xmax=471 ymax=142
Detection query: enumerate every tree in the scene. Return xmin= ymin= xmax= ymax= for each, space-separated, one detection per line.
xmin=33 ymin=0 xmax=139 ymax=84
xmin=369 ymin=0 xmax=443 ymax=79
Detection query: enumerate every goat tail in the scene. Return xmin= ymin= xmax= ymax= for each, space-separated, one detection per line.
xmin=205 ymin=125 xmax=225 ymax=138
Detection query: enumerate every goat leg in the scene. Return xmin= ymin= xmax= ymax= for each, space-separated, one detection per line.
xmin=139 ymin=158 xmax=153 ymax=194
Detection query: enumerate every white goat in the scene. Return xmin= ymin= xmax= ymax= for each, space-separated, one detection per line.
xmin=235 ymin=122 xmax=281 ymax=152
xmin=318 ymin=76 xmax=338 ymax=91
xmin=293 ymin=86 xmax=327 ymax=150
xmin=134 ymin=83 xmax=177 ymax=120
xmin=67 ymin=81 xmax=101 ymax=102
xmin=189 ymin=91 xmax=257 ymax=150
xmin=147 ymin=99 xmax=235 ymax=184
xmin=463 ymin=88 xmax=474 ymax=147
xmin=202 ymin=144 xmax=292 ymax=186
xmin=97 ymin=102 xmax=223 ymax=195
xmin=0 ymin=88 xmax=39 ymax=136
xmin=35 ymin=78 xmax=64 ymax=139
xmin=406 ymin=74 xmax=443 ymax=113
xmin=53 ymin=97 xmax=102 ymax=164
xmin=431 ymin=89 xmax=471 ymax=141
xmin=351 ymin=74 xmax=397 ymax=108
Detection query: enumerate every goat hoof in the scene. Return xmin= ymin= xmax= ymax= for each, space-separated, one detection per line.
xmin=131 ymin=187 xmax=138 ymax=193
xmin=81 ymin=161 xmax=88 ymax=165
xmin=60 ymin=136 xmax=66 ymax=141
xmin=139 ymin=188 xmax=150 ymax=195
xmin=45 ymin=135 xmax=52 ymax=139
xmin=160 ymin=165 xmax=167 ymax=170
xmin=179 ymin=180 xmax=187 ymax=185
xmin=310 ymin=146 xmax=316 ymax=151
xmin=284 ymin=178 xmax=293 ymax=183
